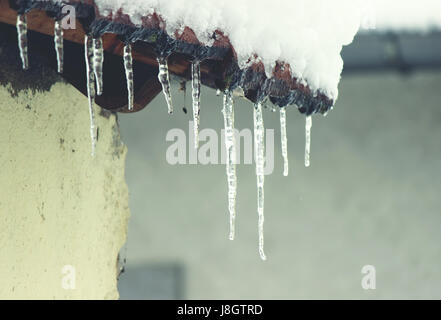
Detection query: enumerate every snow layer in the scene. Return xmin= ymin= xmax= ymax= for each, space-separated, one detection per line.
xmin=32 ymin=0 xmax=441 ymax=100
xmin=365 ymin=0 xmax=441 ymax=32
xmin=96 ymin=0 xmax=365 ymax=101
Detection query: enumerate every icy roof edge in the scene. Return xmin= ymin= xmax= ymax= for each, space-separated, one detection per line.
xmin=96 ymin=9 xmax=334 ymax=113
xmin=11 ymin=0 xmax=342 ymax=114
xmin=93 ymin=0 xmax=360 ymax=103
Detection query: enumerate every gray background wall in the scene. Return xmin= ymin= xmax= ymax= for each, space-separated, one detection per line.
xmin=117 ymin=67 xmax=441 ymax=299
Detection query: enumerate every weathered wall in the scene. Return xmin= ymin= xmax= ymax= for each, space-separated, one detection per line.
xmin=0 ymin=81 xmax=130 ymax=299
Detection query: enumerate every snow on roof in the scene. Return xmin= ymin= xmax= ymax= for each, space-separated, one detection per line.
xmin=17 ymin=0 xmax=441 ymax=103
xmin=95 ymin=0 xmax=365 ymax=101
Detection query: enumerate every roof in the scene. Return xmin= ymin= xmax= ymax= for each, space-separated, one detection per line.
xmin=2 ymin=0 xmax=365 ymax=114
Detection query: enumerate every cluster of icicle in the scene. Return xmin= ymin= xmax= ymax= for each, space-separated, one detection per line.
xmin=16 ymin=15 xmax=314 ymax=260
xmin=15 ymin=14 xmax=133 ymax=156
xmin=182 ymin=69 xmax=313 ymax=261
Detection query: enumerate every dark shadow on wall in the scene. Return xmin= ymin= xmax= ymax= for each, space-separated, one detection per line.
xmin=118 ymin=263 xmax=185 ymax=300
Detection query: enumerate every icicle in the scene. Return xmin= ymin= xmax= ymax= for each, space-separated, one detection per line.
xmin=191 ymin=61 xmax=201 ymax=149
xmin=280 ymin=107 xmax=289 ymax=176
xmin=222 ymin=91 xmax=237 ymax=241
xmin=54 ymin=20 xmax=64 ymax=73
xmin=254 ymin=102 xmax=267 ymax=261
xmin=123 ymin=44 xmax=134 ymax=111
xmin=305 ymin=115 xmax=312 ymax=167
xmin=216 ymin=89 xmax=221 ymax=96
xmin=157 ymin=56 xmax=173 ymax=114
xmin=93 ymin=37 xmax=104 ymax=96
xmin=85 ymin=35 xmax=97 ymax=156
xmin=16 ymin=14 xmax=28 ymax=70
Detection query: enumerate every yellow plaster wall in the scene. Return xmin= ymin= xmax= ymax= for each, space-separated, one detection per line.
xmin=0 ymin=82 xmax=130 ymax=299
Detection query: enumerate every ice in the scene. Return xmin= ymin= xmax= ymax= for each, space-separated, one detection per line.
xmin=123 ymin=44 xmax=134 ymax=111
xmin=191 ymin=61 xmax=201 ymax=149
xmin=222 ymin=91 xmax=237 ymax=241
xmin=93 ymin=37 xmax=104 ymax=96
xmin=279 ymin=107 xmax=289 ymax=176
xmin=84 ymin=35 xmax=97 ymax=157
xmin=54 ymin=20 xmax=64 ymax=74
xmin=16 ymin=15 xmax=28 ymax=70
xmin=305 ymin=116 xmax=312 ymax=168
xmin=157 ymin=56 xmax=173 ymax=114
xmin=254 ymin=102 xmax=266 ymax=261
xmin=216 ymin=89 xmax=221 ymax=96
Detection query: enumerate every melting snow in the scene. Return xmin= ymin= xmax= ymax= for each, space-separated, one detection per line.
xmin=157 ymin=56 xmax=173 ymax=114
xmin=93 ymin=37 xmax=104 ymax=96
xmin=305 ymin=116 xmax=312 ymax=168
xmin=54 ymin=20 xmax=63 ymax=73
xmin=84 ymin=35 xmax=97 ymax=156
xmin=253 ymin=102 xmax=267 ymax=261
xmin=16 ymin=15 xmax=28 ymax=70
xmin=123 ymin=44 xmax=134 ymax=111
xmin=222 ymin=91 xmax=237 ymax=241
xmin=279 ymin=107 xmax=289 ymax=176
xmin=191 ymin=61 xmax=201 ymax=149
xmin=96 ymin=0 xmax=365 ymax=101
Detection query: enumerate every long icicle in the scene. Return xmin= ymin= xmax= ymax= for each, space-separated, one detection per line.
xmin=85 ymin=35 xmax=97 ymax=156
xmin=254 ymin=102 xmax=267 ymax=261
xmin=93 ymin=37 xmax=104 ymax=96
xmin=305 ymin=115 xmax=312 ymax=167
xmin=123 ymin=44 xmax=134 ymax=111
xmin=191 ymin=61 xmax=201 ymax=149
xmin=16 ymin=14 xmax=28 ymax=70
xmin=280 ymin=107 xmax=289 ymax=176
xmin=54 ymin=20 xmax=64 ymax=73
xmin=222 ymin=91 xmax=237 ymax=241
xmin=157 ymin=56 xmax=173 ymax=114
